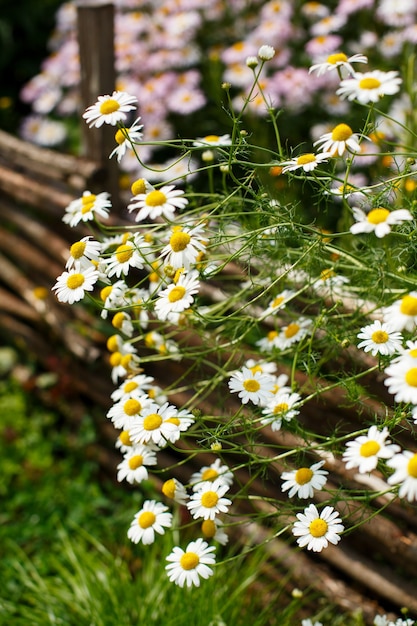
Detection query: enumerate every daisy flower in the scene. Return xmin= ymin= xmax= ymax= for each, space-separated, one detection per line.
xmin=342 ymin=426 xmax=400 ymax=474
xmin=357 ymin=320 xmax=403 ymax=356
xmin=336 ymin=70 xmax=402 ymax=104
xmin=193 ymin=134 xmax=232 ymax=148
xmin=245 ymin=358 xmax=277 ymax=376
xmin=116 ymin=444 xmax=158 ymax=484
xmin=276 ymin=317 xmax=313 ymax=350
xmin=190 ymin=459 xmax=234 ymax=491
xmin=104 ymin=233 xmax=148 ymax=278
xmin=63 ymin=191 xmax=111 ymax=228
xmin=154 ymin=271 xmax=200 ymax=322
xmin=228 ymin=366 xmax=275 ymax=406
xmin=313 ymin=123 xmax=362 ymax=156
xmin=309 ymin=52 xmax=368 ymax=77
xmin=52 ymin=266 xmax=99 ymax=304
xmin=201 ymin=519 xmax=229 ymax=546
xmin=107 ymin=394 xmax=152 ymax=429
xmin=256 ymin=329 xmax=281 ymax=352
xmin=127 ymin=500 xmax=172 ymax=545
xmin=165 ymin=538 xmax=216 ymax=588
xmin=387 ymin=449 xmax=417 ymax=502
xmin=83 ymin=91 xmax=138 ymax=128
xmin=187 ymin=478 xmax=232 ymax=520
xmin=292 ymin=504 xmax=344 ymax=552
xmin=160 ymin=224 xmax=207 ymax=270
xmin=162 ymin=408 xmax=195 ymax=444
xmin=162 ymin=478 xmax=188 ymax=505
xmin=128 ymin=402 xmax=180 ymax=446
xmin=127 ymin=184 xmax=188 ymax=222
xmin=281 ymin=460 xmax=328 ymax=499
xmin=110 ymin=374 xmax=155 ymax=403
xmin=258 ymin=44 xmax=275 ymax=61
xmin=65 ymin=236 xmax=102 ymax=270
xmin=280 ymin=152 xmax=332 ymax=173
xmin=350 ymin=206 xmax=412 ymax=238
xmin=383 ymin=293 xmax=417 ymax=332
xmin=264 ymin=289 xmax=295 ymax=315
xmin=261 ymin=391 xmax=302 ymax=431
xmin=115 ymin=429 xmax=134 ymax=454
xmin=109 ymin=117 xmax=143 ymax=162
xmin=384 ymin=358 xmax=417 ymax=404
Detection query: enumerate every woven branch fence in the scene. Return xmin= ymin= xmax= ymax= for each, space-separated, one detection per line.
xmin=1 ymin=3 xmax=417 ymax=623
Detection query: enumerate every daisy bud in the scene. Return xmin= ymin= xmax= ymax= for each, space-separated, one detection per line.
xmin=246 ymin=56 xmax=259 ymax=69
xmin=258 ymin=45 xmax=275 ymax=61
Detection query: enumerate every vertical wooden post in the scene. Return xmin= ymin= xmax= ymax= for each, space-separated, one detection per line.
xmin=76 ymin=1 xmax=120 ymax=210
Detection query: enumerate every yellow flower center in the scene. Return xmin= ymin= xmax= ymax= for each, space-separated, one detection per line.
xmin=82 ymin=193 xmax=96 ymax=205
xmin=400 ymin=295 xmax=417 ymax=316
xmin=109 ymin=352 xmax=122 ymax=367
xmin=119 ymin=430 xmax=132 ymax=446
xmin=180 ymin=552 xmax=200 ymax=570
xmin=115 ymin=243 xmax=133 ymax=264
xmin=201 ymin=468 xmax=219 ymax=481
xmin=326 ymin=52 xmax=348 ymax=64
xmin=170 ymin=230 xmax=191 ymax=252
xmin=99 ymin=98 xmax=121 ymax=114
xmin=284 ymin=323 xmax=300 ymax=339
xmin=201 ymin=491 xmax=219 ymax=508
xmin=273 ymin=402 xmax=289 ymax=415
xmin=66 ymin=273 xmax=85 ymax=290
xmin=121 ymin=354 xmax=133 ymax=369
xmin=112 ymin=312 xmax=126 ymax=329
xmin=250 ymin=365 xmax=263 ymax=374
xmin=296 ymin=153 xmax=316 ymax=165
xmin=131 ymin=178 xmax=147 ymax=196
xmin=407 ymin=454 xmax=417 ymax=478
xmin=410 ymin=349 xmax=417 ymax=358
xmin=115 ymin=128 xmax=127 ymax=144
xmin=320 ymin=268 xmax=335 ymax=282
xmin=128 ymin=454 xmax=143 ymax=469
xmin=201 ymin=519 xmax=216 ymax=538
xmin=294 ymin=467 xmax=313 ymax=485
xmin=124 ymin=381 xmax=139 ymax=393
xmin=168 ymin=285 xmax=186 ymax=303
xmin=165 ymin=417 xmax=180 ymax=426
xmin=204 ymin=134 xmax=220 ymax=142
xmin=359 ymin=77 xmax=381 ymax=90
xmin=309 ymin=518 xmax=328 ymax=538
xmin=162 ymin=478 xmax=176 ymax=499
xmin=360 ymin=440 xmax=381 ymax=457
xmin=267 ymin=330 xmax=278 ymax=341
xmin=366 ymin=208 xmax=390 ymax=224
xmin=138 ymin=511 xmax=156 ymax=529
xmin=243 ymin=378 xmax=260 ymax=392
xmin=100 ymin=285 xmax=113 ymax=301
xmin=405 ymin=368 xmax=417 ymax=387
xmin=331 ymin=123 xmax=353 ymax=141
xmin=145 ymin=190 xmax=167 ymax=206
xmin=124 ymin=398 xmax=142 ymax=416
xmin=143 ymin=413 xmax=162 ymax=430
xmin=70 ymin=241 xmax=87 ymax=259
xmin=371 ymin=330 xmax=389 ymax=344
xmin=272 ymin=295 xmax=285 ymax=308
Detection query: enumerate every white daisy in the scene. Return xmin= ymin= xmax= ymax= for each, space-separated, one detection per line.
xmin=190 ymin=459 xmax=234 ymax=491
xmin=309 ymin=52 xmax=368 ymax=77
xmin=127 ymin=500 xmax=172 ymax=545
xmin=115 ymin=430 xmax=134 ymax=454
xmin=162 ymin=408 xmax=195 ymax=443
xmin=193 ymin=134 xmax=232 ymax=148
xmin=52 ymin=266 xmax=99 ymax=304
xmin=264 ymin=289 xmax=295 ymax=315
xmin=104 ymin=233 xmax=148 ymax=278
xmin=261 ymin=391 xmax=302 ymax=431
xmin=281 ymin=460 xmax=328 ymax=499
xmin=275 ymin=317 xmax=313 ymax=350
xmin=160 ymin=224 xmax=207 ymax=270
xmin=350 ymin=206 xmax=412 ymax=238
xmin=383 ymin=293 xmax=417 ymax=332
xmin=280 ymin=152 xmax=332 ymax=173
xmin=256 ymin=329 xmax=281 ymax=352
xmin=245 ymin=359 xmax=277 ymax=376
xmin=154 ymin=271 xmax=200 ymax=322
xmin=187 ymin=478 xmax=232 ymax=520
xmin=228 ymin=366 xmax=275 ymax=406
xmin=127 ymin=184 xmax=188 ymax=222
xmin=65 ymin=236 xmax=102 ymax=270
xmin=162 ymin=477 xmax=188 ymax=505
xmin=100 ymin=279 xmax=129 ymax=319
xmin=384 ymin=358 xmax=417 ymax=404
xmin=109 ymin=117 xmax=143 ymax=162
xmin=165 ymin=538 xmax=216 ymax=588
xmin=201 ymin=519 xmax=229 ymax=545
xmin=258 ymin=44 xmax=275 ymax=61
xmin=342 ymin=426 xmax=400 ymax=474
xmin=83 ymin=91 xmax=138 ymax=128
xmin=111 ymin=311 xmax=134 ymax=338
xmin=63 ymin=191 xmax=111 ymax=227
xmin=107 ymin=394 xmax=152 ymax=429
xmin=357 ymin=320 xmax=403 ymax=356
xmin=110 ymin=374 xmax=155 ymax=403
xmin=336 ymin=70 xmax=402 ymax=104
xmin=292 ymin=504 xmax=344 ymax=552
xmin=313 ymin=123 xmax=362 ymax=156
xmin=116 ymin=444 xmax=158 ymax=484
xmin=128 ymin=402 xmax=180 ymax=446
xmin=387 ymin=449 xmax=417 ymax=502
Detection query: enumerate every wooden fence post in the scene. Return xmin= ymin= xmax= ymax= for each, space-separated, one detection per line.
xmin=76 ymin=1 xmax=120 ymax=210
